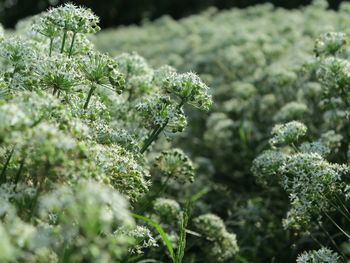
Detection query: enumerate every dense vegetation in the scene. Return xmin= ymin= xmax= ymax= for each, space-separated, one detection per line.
xmin=2 ymin=0 xmax=339 ymax=29
xmin=2 ymin=0 xmax=350 ymax=262
xmin=96 ymin=0 xmax=350 ymax=262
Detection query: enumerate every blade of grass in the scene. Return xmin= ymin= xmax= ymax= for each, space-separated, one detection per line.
xmin=131 ymin=213 xmax=175 ymax=263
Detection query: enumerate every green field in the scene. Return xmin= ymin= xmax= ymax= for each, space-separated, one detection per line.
xmin=1 ymin=1 xmax=350 ymax=262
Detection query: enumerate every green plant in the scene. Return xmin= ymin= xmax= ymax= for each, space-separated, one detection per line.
xmin=0 ymin=3 xmax=223 ymax=263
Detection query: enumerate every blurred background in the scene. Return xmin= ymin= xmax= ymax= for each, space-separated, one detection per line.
xmin=0 ymin=0 xmax=346 ymax=29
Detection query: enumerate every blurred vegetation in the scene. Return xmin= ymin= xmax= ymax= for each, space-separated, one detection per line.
xmin=0 ymin=0 xmax=345 ymax=29
xmin=95 ymin=1 xmax=350 ymax=261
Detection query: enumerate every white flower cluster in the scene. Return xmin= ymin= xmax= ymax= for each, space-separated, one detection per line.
xmin=164 ymin=72 xmax=212 ymax=111
xmin=296 ymin=247 xmax=339 ymax=263
xmin=137 ymin=95 xmax=187 ymax=132
xmin=0 ymin=4 xmax=213 ymax=261
xmin=193 ymin=214 xmax=239 ymax=261
xmin=39 ymin=3 xmax=100 ymax=34
xmin=269 ymin=121 xmax=307 ymax=147
xmin=153 ymin=197 xmax=182 ymax=221
xmin=154 ymin=148 xmax=195 ymax=183
xmin=254 ymin=121 xmax=349 ymax=229
xmin=39 ymin=179 xmax=134 ymax=262
xmin=115 ymin=225 xmax=158 ymax=255
xmin=314 ymin=32 xmax=347 ymax=57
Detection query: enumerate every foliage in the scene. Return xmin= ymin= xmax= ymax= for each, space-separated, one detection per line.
xmin=96 ymin=0 xmax=350 ymax=261
xmin=0 ymin=3 xmax=227 ymax=263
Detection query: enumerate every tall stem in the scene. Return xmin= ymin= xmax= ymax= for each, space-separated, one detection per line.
xmin=14 ymin=157 xmax=25 ymax=190
xmin=60 ymin=30 xmax=67 ymax=54
xmin=84 ymin=86 xmax=96 ymax=110
xmin=140 ymin=125 xmax=162 ymax=154
xmin=49 ymin=38 xmax=53 ymax=57
xmin=0 ymin=147 xmax=15 ymax=184
xmin=52 ymin=87 xmax=58 ymax=96
xmin=68 ymin=32 xmax=77 ymax=58
xmin=324 ymin=211 xmax=350 ymax=239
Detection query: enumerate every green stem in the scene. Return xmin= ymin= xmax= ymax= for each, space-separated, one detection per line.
xmin=52 ymin=87 xmax=58 ymax=96
xmin=319 ymin=222 xmax=347 ymax=260
xmin=140 ymin=125 xmax=162 ymax=154
xmin=335 ymin=194 xmax=350 ymax=217
xmin=14 ymin=157 xmax=25 ymax=190
xmin=324 ymin=211 xmax=350 ymax=239
xmin=0 ymin=147 xmax=15 ymax=184
xmin=68 ymin=32 xmax=77 ymax=58
xmin=84 ymin=86 xmax=96 ymax=110
xmin=291 ymin=143 xmax=299 ymax=153
xmin=140 ymin=100 xmax=185 ymax=154
xmin=28 ymin=161 xmax=49 ymax=221
xmin=49 ymin=38 xmax=53 ymax=57
xmin=60 ymin=30 xmax=67 ymax=54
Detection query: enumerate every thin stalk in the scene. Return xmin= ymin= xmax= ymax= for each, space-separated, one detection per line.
xmin=140 ymin=125 xmax=163 ymax=154
xmin=0 ymin=147 xmax=15 ymax=184
xmin=84 ymin=86 xmax=96 ymax=109
xmin=49 ymin=38 xmax=53 ymax=57
xmin=52 ymin=87 xmax=58 ymax=96
xmin=68 ymin=32 xmax=77 ymax=58
xmin=327 ymin=198 xmax=350 ymax=223
xmin=176 ymin=205 xmax=188 ymax=263
xmin=139 ymin=173 xmax=172 ymax=215
xmin=175 ymin=190 xmax=207 ymax=263
xmin=156 ymin=174 xmax=171 ymax=197
xmin=60 ymin=30 xmax=67 ymax=54
xmin=319 ymin=222 xmax=347 ymax=260
xmin=14 ymin=157 xmax=25 ymax=189
xmin=291 ymin=143 xmax=299 ymax=153
xmin=335 ymin=194 xmax=350 ymax=217
xmin=14 ymin=158 xmax=25 ymax=184
xmin=322 ymin=192 xmax=350 ymax=223
xmin=140 ymin=100 xmax=185 ymax=154
xmin=324 ymin=211 xmax=350 ymax=239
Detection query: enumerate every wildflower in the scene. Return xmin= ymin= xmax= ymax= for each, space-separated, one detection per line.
xmin=164 ymin=72 xmax=212 ymax=111
xmin=194 ymin=213 xmax=239 ymax=261
xmin=154 ymin=148 xmax=195 ymax=183
xmin=80 ymin=51 xmax=125 ymax=109
xmin=314 ymin=32 xmax=347 ymax=57
xmin=273 ymin=102 xmax=309 ymax=122
xmin=299 ymin=141 xmax=331 ymax=157
xmin=251 ymin=150 xmax=286 ymax=185
xmin=193 ymin=214 xmax=226 ymax=239
xmin=280 ymin=153 xmax=348 ymax=229
xmin=35 ymin=54 xmax=80 ymax=94
xmin=296 ymin=247 xmax=339 ymax=263
xmin=115 ymin=52 xmax=154 ymax=97
xmin=39 ymin=179 xmax=134 ymax=261
xmin=137 ymin=95 xmax=187 ymax=133
xmin=92 ymin=144 xmax=150 ymax=201
xmin=0 ymin=104 xmax=29 ymax=140
xmin=269 ymin=121 xmax=307 ymax=147
xmin=45 ymin=3 xmax=100 ymax=34
xmin=115 ymin=225 xmax=158 ymax=255
xmin=153 ymin=198 xmax=181 ymax=220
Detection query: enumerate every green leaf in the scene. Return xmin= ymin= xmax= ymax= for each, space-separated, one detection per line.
xmin=190 ymin=187 xmax=209 ymax=204
xmin=131 ymin=213 xmax=175 ymax=263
